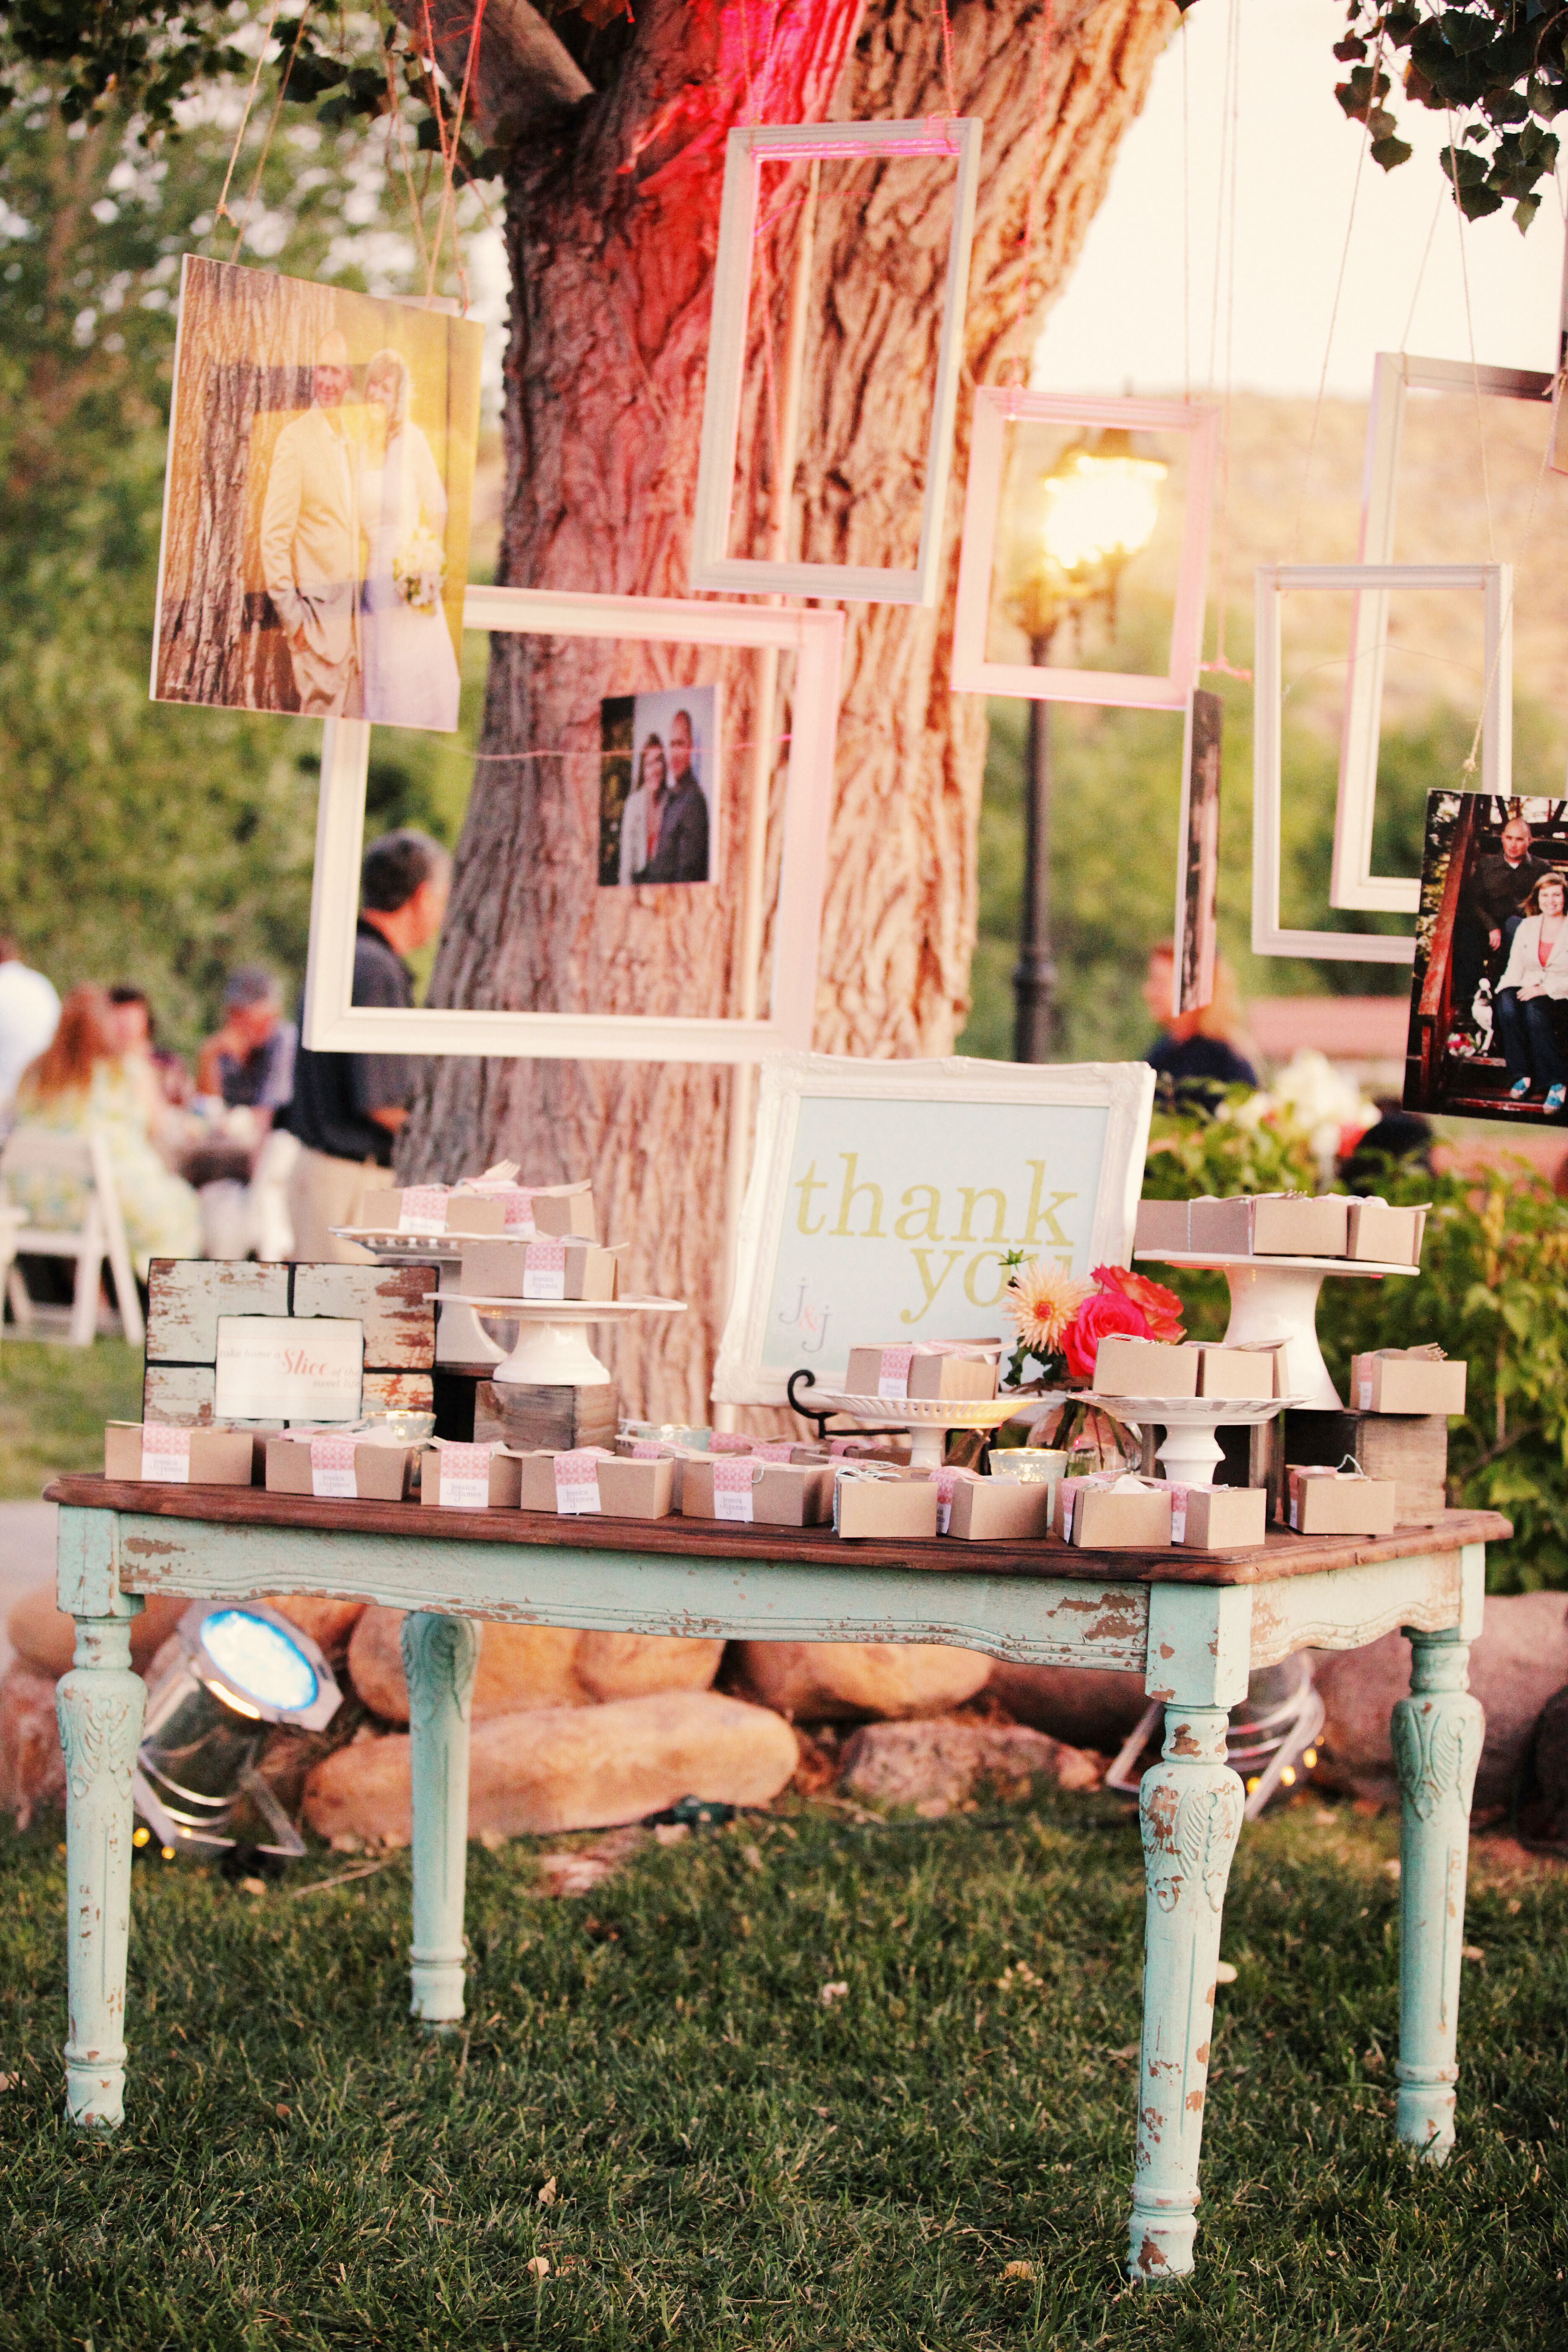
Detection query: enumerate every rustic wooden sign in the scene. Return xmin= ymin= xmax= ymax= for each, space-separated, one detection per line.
xmin=142 ymin=1259 xmax=436 ymax=1428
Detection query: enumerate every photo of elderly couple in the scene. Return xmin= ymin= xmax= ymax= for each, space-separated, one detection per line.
xmin=598 ymin=686 xmax=719 ymax=887
xmin=152 ymin=258 xmax=482 ymax=734
xmin=1406 ymin=793 xmax=1568 ymax=1127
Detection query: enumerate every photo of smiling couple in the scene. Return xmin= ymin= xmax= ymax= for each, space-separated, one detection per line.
xmin=152 ymin=258 xmax=483 ymax=736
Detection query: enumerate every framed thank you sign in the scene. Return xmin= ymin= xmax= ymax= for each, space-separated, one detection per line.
xmin=214 ymin=1316 xmax=365 ymax=1424
xmin=713 ymin=1052 xmax=1155 ymax=1406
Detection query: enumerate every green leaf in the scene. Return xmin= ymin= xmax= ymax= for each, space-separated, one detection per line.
xmin=1371 ymin=133 xmax=1415 ymax=168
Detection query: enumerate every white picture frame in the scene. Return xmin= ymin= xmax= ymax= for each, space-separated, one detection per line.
xmin=689 ymin=117 xmax=983 ymax=609
xmin=301 ymin=586 xmax=844 ymax=1063
xmin=1332 ymin=351 xmax=1535 ymax=911
xmin=1253 ymin=562 xmax=1511 ymax=965
xmin=712 ymin=1050 xmax=1156 ymax=1407
xmin=951 ymin=389 xmax=1218 ymax=709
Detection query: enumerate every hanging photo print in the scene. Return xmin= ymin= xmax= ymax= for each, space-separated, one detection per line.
xmin=1405 ymin=792 xmax=1568 ymax=1127
xmin=152 ymin=257 xmax=483 ymax=732
xmin=598 ymin=684 xmax=720 ymax=887
xmin=1173 ymin=688 xmax=1222 ymax=1016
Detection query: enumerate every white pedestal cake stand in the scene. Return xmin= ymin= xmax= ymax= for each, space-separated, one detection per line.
xmin=331 ymin=1229 xmax=507 ymax=1365
xmin=1135 ymin=1250 xmax=1419 ymax=1411
xmin=783 ymin=1391 xmax=1019 ymax=1472
xmin=431 ymin=1293 xmax=686 ymax=1387
xmin=1081 ymin=1393 xmax=1304 ymax=1487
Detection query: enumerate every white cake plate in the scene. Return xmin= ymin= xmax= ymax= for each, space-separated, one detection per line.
xmin=788 ymin=1391 xmax=1020 ymax=1472
xmin=1081 ymin=1392 xmax=1307 ymax=1485
xmin=1135 ymin=1249 xmax=1418 ymax=1411
xmin=431 ymin=1292 xmax=686 ymax=1387
xmin=331 ymin=1228 xmax=505 ymax=1366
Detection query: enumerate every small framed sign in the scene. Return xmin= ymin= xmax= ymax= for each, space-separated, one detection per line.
xmin=213 ymin=1316 xmax=365 ymax=1424
xmin=713 ymin=1050 xmax=1155 ymax=1407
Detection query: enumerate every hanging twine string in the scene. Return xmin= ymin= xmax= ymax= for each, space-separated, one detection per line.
xmin=384 ymin=35 xmax=432 ymax=281
xmin=214 ymin=0 xmax=285 ymax=235
xmin=229 ymin=7 xmax=311 ymax=260
xmin=935 ymin=0 xmax=959 ymax=123
xmin=426 ymin=0 xmax=488 ymax=306
xmin=739 ymin=0 xmax=787 ymax=515
xmin=1004 ymin=0 xmax=1056 ymax=385
xmin=1202 ymin=0 xmax=1249 ymax=681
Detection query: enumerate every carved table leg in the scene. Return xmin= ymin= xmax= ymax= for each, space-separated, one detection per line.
xmin=1393 ymin=1623 xmax=1483 ymax=2161
xmin=57 ymin=1615 xmax=147 ymax=2127
xmin=1128 ymin=1699 xmax=1246 ymax=2282
xmin=402 ymin=1611 xmax=480 ymax=2028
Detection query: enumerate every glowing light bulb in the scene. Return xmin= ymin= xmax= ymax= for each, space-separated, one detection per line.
xmin=1303 ymin=1748 xmax=1318 ymax=1770
xmin=1039 ymin=450 xmax=1167 ymax=578
xmin=1280 ymin=1766 xmax=1297 ymax=1787
xmin=132 ymin=1825 xmax=150 ymax=1848
xmin=1246 ymin=1776 xmax=1261 ymax=1794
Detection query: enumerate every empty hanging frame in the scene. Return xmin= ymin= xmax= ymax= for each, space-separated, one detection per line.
xmin=689 ymin=117 xmax=983 ymax=608
xmin=1253 ymin=562 xmax=1511 ymax=964
xmin=301 ymin=586 xmax=845 ymax=1063
xmin=1332 ymin=352 xmax=1539 ymax=912
xmin=951 ymin=389 xmax=1218 ymax=708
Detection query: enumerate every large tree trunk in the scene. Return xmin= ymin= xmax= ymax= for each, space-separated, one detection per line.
xmin=402 ymin=0 xmax=1176 ymax=1422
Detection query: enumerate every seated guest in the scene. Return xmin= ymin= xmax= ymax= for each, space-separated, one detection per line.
xmin=196 ymin=967 xmax=297 ymax=1133
xmin=1492 ymin=869 xmax=1568 ymax=1115
xmin=1142 ymin=941 xmax=1258 ymax=1107
xmin=9 ymin=985 xmax=201 ymax=1280
xmin=0 ymin=933 xmax=60 ymax=1115
xmin=1451 ymin=813 xmax=1550 ymax=1039
xmin=287 ymin=829 xmax=450 ymax=1262
xmin=107 ymin=985 xmax=194 ymax=1114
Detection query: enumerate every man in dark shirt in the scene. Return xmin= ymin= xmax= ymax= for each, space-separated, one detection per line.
xmin=196 ymin=967 xmax=297 ymax=1123
xmin=636 ymin=707 xmax=710 ymax=883
xmin=287 ymin=828 xmax=450 ymax=1262
xmin=1451 ymin=815 xmax=1550 ymax=1038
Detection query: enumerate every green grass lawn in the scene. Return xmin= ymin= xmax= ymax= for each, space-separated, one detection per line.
xmin=0 ymin=1337 xmax=143 ymax=1501
xmin=3 ymin=1791 xmax=1564 ymax=2349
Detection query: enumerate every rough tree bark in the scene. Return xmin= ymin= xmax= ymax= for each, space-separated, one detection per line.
xmin=401 ymin=0 xmax=1177 ymax=1422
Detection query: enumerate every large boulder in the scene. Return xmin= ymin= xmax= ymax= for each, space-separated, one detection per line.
xmin=7 ymin=1579 xmax=186 ymax=1680
xmin=0 ymin=1660 xmax=67 ymax=1827
xmin=726 ymin=1640 xmax=991 ymax=1722
xmin=345 ymin=1607 xmax=723 ymax=1723
xmin=839 ymin=1716 xmax=1101 ymax=1810
xmin=303 ymin=1687 xmax=799 ymax=1847
xmin=985 ymin=1661 xmax=1150 ymax=1752
xmin=1315 ymin=1591 xmax=1568 ymax=1810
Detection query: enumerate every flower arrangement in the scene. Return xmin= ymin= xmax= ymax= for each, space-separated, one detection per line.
xmin=1001 ymin=1254 xmax=1185 ymax=1391
xmin=392 ymin=526 xmax=447 ymax=614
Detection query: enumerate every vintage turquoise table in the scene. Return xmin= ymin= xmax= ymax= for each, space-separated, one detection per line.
xmin=46 ymin=1475 xmax=1509 ymax=2284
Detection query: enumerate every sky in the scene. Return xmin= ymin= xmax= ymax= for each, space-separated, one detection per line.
xmin=1034 ymin=0 xmax=1568 ymax=400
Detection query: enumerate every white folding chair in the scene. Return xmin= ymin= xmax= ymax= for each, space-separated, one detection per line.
xmin=0 ymin=1127 xmax=144 ymax=1346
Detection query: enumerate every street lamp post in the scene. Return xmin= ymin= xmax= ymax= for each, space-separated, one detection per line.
xmin=1004 ymin=428 xmax=1168 ymax=1063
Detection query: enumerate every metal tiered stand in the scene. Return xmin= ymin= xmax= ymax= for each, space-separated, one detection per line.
xmin=786 ymin=1366 xmax=1018 ymax=1470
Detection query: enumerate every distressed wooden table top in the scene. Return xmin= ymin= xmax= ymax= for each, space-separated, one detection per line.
xmin=46 ymin=1477 xmax=1511 ymax=1589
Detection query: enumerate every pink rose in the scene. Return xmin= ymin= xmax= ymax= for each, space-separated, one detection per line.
xmin=1062 ymin=1289 xmax=1152 ymax=1384
xmin=1092 ymin=1264 xmax=1185 ymax=1344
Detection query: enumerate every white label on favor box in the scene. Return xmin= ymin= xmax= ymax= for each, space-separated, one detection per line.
xmin=934 ymin=1467 xmax=957 ymax=1535
xmin=439 ymin=1442 xmax=495 ymax=1509
xmin=1358 ymin=1378 xmax=1373 ymax=1410
xmin=214 ymin=1316 xmax=364 ymax=1424
xmin=554 ymin=1449 xmax=602 ymax=1514
xmin=310 ymin=1435 xmax=358 ymax=1499
xmin=877 ymin=1345 xmax=913 ymax=1400
xmin=141 ymin=1424 xmax=191 ymax=1483
xmin=523 ymin=1240 xmax=567 ymax=1301
xmin=398 ymin=1184 xmax=449 ymax=1234
xmin=713 ymin=1457 xmax=757 ymax=1523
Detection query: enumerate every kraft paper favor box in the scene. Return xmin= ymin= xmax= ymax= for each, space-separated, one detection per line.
xmin=843 ymin=1344 xmax=998 ymax=1402
xmin=938 ymin=1468 xmax=1055 ymax=1542
xmin=1187 ymin=1194 xmax=1349 ymax=1259
xmin=1055 ymin=1473 xmax=1173 ymax=1550
xmin=516 ymin=1448 xmax=676 ymax=1519
xmin=1092 ymin=1336 xmax=1199 ymax=1398
xmin=1164 ymin=1480 xmax=1268 ymax=1550
xmin=681 ymin=1455 xmax=834 ymax=1527
xmin=1233 ymin=1338 xmax=1292 ymax=1398
xmin=1345 ymin=1198 xmax=1428 ymax=1266
xmin=459 ymin=1237 xmax=621 ymax=1303
xmin=105 ymin=1421 xmax=257 ymax=1486
xmin=1351 ymin=1349 xmax=1467 ymax=1416
xmin=361 ymin=1184 xmax=506 ymax=1237
xmin=264 ymin=1432 xmax=417 ymax=1502
xmin=455 ymin=1181 xmax=597 ymax=1240
xmin=1134 ymin=1199 xmax=1191 ymax=1255
xmin=833 ymin=1467 xmax=941 ymax=1541
xmin=1286 ymin=1465 xmax=1397 ymax=1536
xmin=419 ymin=1441 xmax=523 ymax=1510
xmin=1192 ymin=1344 xmax=1277 ymax=1401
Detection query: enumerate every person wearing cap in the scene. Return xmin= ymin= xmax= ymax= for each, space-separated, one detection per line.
xmin=260 ymin=329 xmax=363 ymax=717
xmin=196 ymin=967 xmax=297 ymax=1128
